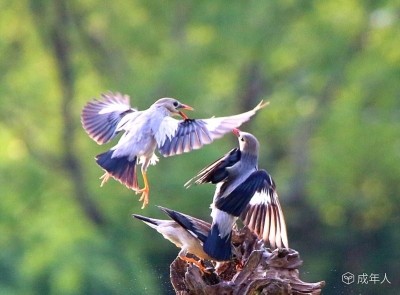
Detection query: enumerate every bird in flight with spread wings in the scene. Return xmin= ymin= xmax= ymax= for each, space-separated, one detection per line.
xmin=81 ymin=92 xmax=268 ymax=208
xmin=185 ymin=129 xmax=288 ymax=260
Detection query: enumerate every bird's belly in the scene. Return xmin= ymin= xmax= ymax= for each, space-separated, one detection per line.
xmin=112 ymin=136 xmax=157 ymax=161
xmin=136 ymin=138 xmax=157 ymax=156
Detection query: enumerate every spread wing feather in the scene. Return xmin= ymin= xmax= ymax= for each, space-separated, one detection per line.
xmin=184 ymin=148 xmax=241 ymax=187
xmin=158 ymin=101 xmax=267 ymax=157
xmin=81 ymin=92 xmax=136 ymax=144
xmin=239 ymin=170 xmax=289 ymax=248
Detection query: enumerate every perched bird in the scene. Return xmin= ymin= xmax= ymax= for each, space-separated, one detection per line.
xmin=185 ymin=129 xmax=288 ymax=260
xmin=81 ymin=92 xmax=267 ymax=208
xmin=132 ymin=206 xmax=215 ymax=270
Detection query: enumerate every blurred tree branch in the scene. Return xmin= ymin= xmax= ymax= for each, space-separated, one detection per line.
xmin=288 ymin=30 xmax=367 ymax=203
xmin=29 ymin=0 xmax=105 ymax=226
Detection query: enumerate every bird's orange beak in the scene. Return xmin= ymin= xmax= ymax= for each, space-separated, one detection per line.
xmin=232 ymin=128 xmax=240 ymax=137
xmin=179 ymin=104 xmax=194 ymax=111
xmin=178 ymin=104 xmax=194 ymax=120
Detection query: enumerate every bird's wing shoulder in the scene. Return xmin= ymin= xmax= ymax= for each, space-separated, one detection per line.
xmin=184 ymin=148 xmax=241 ymax=187
xmin=214 ymin=170 xmax=268 ymax=217
xmin=239 ymin=169 xmax=289 ymax=248
xmin=157 ymin=118 xmax=212 ymax=156
xmin=154 ymin=116 xmax=180 ymax=147
xmin=81 ymin=92 xmax=137 ymax=144
xmin=157 ymin=101 xmax=267 ymax=157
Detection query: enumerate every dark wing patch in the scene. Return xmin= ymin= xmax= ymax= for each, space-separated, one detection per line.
xmin=81 ymin=92 xmax=135 ymax=144
xmin=158 ymin=101 xmax=266 ymax=157
xmin=240 ymin=169 xmax=289 ymax=249
xmin=215 ymin=170 xmax=269 ymax=217
xmin=158 ymin=119 xmax=213 ymax=156
xmin=184 ymin=148 xmax=241 ymax=187
xmin=159 ymin=207 xmax=210 ymax=243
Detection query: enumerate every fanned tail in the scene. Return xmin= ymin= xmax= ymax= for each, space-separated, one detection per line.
xmin=96 ymin=150 xmax=139 ymax=190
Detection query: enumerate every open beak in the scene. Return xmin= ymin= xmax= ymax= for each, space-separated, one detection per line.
xmin=178 ymin=104 xmax=194 ymax=120
xmin=232 ymin=128 xmax=240 ymax=137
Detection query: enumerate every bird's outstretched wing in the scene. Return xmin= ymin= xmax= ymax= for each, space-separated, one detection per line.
xmin=215 ymin=169 xmax=288 ymax=249
xmin=157 ymin=101 xmax=268 ymax=157
xmin=81 ymin=92 xmax=137 ymax=144
xmin=184 ymin=148 xmax=241 ymax=187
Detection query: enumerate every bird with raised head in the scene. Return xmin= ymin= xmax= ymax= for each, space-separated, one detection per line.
xmin=185 ymin=129 xmax=288 ymax=260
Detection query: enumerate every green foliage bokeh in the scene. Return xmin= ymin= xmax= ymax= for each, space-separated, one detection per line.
xmin=1 ymin=0 xmax=399 ymax=294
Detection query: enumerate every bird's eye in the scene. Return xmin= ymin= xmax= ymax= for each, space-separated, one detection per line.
xmin=173 ymin=101 xmax=179 ymax=107
xmin=240 ymin=137 xmax=245 ymax=142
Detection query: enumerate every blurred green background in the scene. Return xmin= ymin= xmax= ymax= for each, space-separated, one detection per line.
xmin=1 ymin=0 xmax=399 ymax=294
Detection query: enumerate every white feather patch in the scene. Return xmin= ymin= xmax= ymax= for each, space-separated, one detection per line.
xmin=211 ymin=208 xmax=236 ymax=238
xmin=98 ymin=104 xmax=130 ymax=114
xmin=154 ymin=117 xmax=179 ymax=146
xmin=248 ymin=189 xmax=272 ymax=206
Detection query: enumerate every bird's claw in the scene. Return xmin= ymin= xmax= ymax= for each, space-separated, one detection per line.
xmin=99 ymin=173 xmax=110 ymax=187
xmin=137 ymin=188 xmax=149 ymax=209
xmin=180 ymin=256 xmax=211 ymax=274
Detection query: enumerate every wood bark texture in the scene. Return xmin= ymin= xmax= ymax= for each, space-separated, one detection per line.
xmin=170 ymin=227 xmax=325 ymax=295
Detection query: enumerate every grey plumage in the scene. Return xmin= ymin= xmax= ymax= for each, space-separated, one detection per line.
xmin=132 ymin=206 xmax=212 ymax=262
xmin=81 ymin=92 xmax=267 ymax=208
xmin=186 ymin=129 xmax=289 ymax=260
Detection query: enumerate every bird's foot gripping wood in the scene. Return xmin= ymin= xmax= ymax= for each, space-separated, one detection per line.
xmin=179 ymin=255 xmax=211 ymax=274
xmin=99 ymin=172 xmax=111 ymax=187
xmin=170 ymin=227 xmax=325 ymax=295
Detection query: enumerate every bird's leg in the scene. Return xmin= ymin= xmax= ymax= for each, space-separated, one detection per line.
xmin=99 ymin=172 xmax=111 ymax=187
xmin=136 ymin=169 xmax=150 ymax=209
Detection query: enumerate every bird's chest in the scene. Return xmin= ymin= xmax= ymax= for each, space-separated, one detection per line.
xmin=115 ymin=116 xmax=163 ymax=157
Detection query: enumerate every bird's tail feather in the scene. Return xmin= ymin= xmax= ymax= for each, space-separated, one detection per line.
xmin=203 ymin=224 xmax=232 ymax=261
xmin=132 ymin=214 xmax=160 ymax=229
xmin=96 ymin=150 xmax=139 ymax=190
xmin=159 ymin=206 xmax=208 ymax=243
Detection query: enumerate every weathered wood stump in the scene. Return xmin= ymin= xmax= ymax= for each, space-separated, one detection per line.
xmin=170 ymin=227 xmax=325 ymax=295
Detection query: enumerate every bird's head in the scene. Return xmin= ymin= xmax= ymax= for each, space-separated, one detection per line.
xmin=154 ymin=98 xmax=193 ymax=119
xmin=233 ymin=128 xmax=259 ymax=156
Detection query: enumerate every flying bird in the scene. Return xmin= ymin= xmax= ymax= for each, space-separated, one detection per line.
xmin=132 ymin=206 xmax=215 ymax=271
xmin=185 ymin=129 xmax=288 ymax=261
xmin=81 ymin=92 xmax=268 ymax=208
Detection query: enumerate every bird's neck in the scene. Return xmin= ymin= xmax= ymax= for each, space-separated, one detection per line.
xmin=241 ymin=152 xmax=258 ymax=170
xmin=227 ymin=152 xmax=258 ymax=180
xmin=151 ymin=105 xmax=171 ymax=117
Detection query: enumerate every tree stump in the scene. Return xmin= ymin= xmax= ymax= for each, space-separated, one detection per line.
xmin=170 ymin=227 xmax=325 ymax=295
